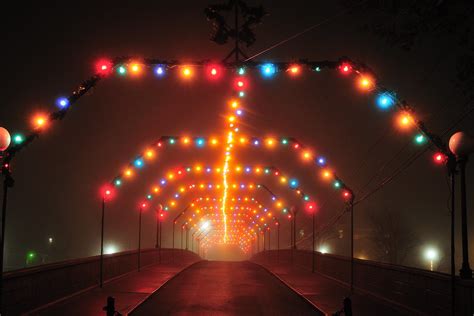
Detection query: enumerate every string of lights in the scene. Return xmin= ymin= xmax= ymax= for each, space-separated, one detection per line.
xmin=0 ymin=56 xmax=455 ymax=249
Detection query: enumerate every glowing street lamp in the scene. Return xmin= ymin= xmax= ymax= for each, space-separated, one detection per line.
xmin=449 ymin=131 xmax=474 ymax=279
xmin=424 ymin=247 xmax=439 ymax=271
xmin=319 ymin=245 xmax=329 ymax=254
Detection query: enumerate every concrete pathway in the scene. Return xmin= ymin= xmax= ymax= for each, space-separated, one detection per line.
xmin=29 ymin=260 xmax=199 ymax=316
xmin=256 ymin=261 xmax=411 ymax=315
xmin=130 ymin=261 xmax=322 ymax=316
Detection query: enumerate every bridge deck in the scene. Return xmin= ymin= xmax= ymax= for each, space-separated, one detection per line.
xmin=31 ymin=261 xmax=196 ymax=316
xmin=130 ymin=261 xmax=322 ymax=315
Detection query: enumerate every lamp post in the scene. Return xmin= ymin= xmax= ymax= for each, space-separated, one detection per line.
xmin=312 ymin=210 xmax=315 ymax=273
xmin=185 ymin=226 xmax=189 ymax=250
xmin=137 ymin=203 xmax=146 ymax=271
xmin=99 ymin=187 xmax=113 ymax=288
xmin=257 ymin=232 xmax=260 ymax=253
xmin=0 ymin=164 xmax=13 ymax=313
xmin=192 ymin=229 xmax=198 ymax=253
xmin=348 ymin=193 xmax=355 ymax=293
xmin=276 ymin=220 xmax=280 ymax=264
xmin=449 ymin=131 xmax=474 ymax=279
xmin=268 ymin=227 xmax=271 ymax=251
xmin=424 ymin=247 xmax=439 ymax=271
xmin=155 ymin=204 xmax=162 ymax=263
xmin=173 ymin=204 xmax=191 ymax=250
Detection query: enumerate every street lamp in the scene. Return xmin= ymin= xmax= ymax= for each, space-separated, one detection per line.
xmin=155 ymin=204 xmax=163 ymax=263
xmin=99 ymin=185 xmax=113 ymax=288
xmin=424 ymin=247 xmax=439 ymax=271
xmin=0 ymin=127 xmax=13 ymax=315
xmin=137 ymin=202 xmax=147 ymax=271
xmin=319 ymin=245 xmax=329 ymax=254
xmin=449 ymin=131 xmax=474 ymax=279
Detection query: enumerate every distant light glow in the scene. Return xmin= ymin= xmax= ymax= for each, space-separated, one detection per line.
xmin=104 ymin=244 xmax=118 ymax=255
xmin=319 ymin=245 xmax=329 ymax=254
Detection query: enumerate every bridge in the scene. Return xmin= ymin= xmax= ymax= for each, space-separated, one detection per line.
xmin=1 ymin=1 xmax=474 ymax=315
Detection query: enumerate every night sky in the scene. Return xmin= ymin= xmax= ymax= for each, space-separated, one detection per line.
xmin=2 ymin=1 xmax=473 ymax=270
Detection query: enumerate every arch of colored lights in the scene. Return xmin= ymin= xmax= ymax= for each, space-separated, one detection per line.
xmin=106 ymin=136 xmax=352 ymax=202
xmin=2 ymin=58 xmax=451 ymax=169
xmin=1 ymin=57 xmax=453 ymax=248
xmin=135 ymin=164 xmax=325 ymax=209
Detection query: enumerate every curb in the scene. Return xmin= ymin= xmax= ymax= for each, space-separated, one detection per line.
xmin=252 ymin=261 xmax=327 ymax=316
xmin=126 ymin=260 xmax=203 ymax=315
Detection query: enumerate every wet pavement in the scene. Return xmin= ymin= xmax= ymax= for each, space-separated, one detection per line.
xmin=131 ymin=261 xmax=322 ymax=315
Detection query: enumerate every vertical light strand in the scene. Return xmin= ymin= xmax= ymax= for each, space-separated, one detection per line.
xmin=221 ymin=130 xmax=233 ymax=243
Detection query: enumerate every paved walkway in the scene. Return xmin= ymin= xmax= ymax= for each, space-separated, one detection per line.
xmin=130 ymin=261 xmax=322 ymax=316
xmin=29 ymin=261 xmax=199 ymax=316
xmin=254 ymin=260 xmax=409 ymax=316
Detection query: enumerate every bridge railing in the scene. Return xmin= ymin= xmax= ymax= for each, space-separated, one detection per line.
xmin=3 ymin=248 xmax=200 ymax=315
xmin=252 ymin=249 xmax=474 ymax=315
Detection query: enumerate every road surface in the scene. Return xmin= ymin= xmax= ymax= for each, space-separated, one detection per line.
xmin=131 ymin=261 xmax=321 ymax=315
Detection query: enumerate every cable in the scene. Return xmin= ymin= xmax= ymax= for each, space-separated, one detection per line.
xmin=356 ymin=102 xmax=474 ymax=205
xmin=244 ymin=0 xmax=368 ymax=62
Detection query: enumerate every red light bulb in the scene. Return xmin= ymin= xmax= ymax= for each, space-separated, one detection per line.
xmin=339 ymin=62 xmax=352 ymax=75
xmin=95 ymin=58 xmax=113 ymax=76
xmin=433 ymin=152 xmax=446 ymax=165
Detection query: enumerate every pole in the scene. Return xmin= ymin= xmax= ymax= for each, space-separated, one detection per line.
xmin=263 ymin=231 xmax=266 ymax=251
xmin=172 ymin=222 xmax=175 ymax=250
xmin=155 ymin=210 xmax=160 ymax=248
xmin=448 ymin=157 xmax=456 ymax=316
xmin=185 ymin=228 xmax=189 ymax=250
xmin=138 ymin=207 xmax=142 ymax=271
xmin=293 ymin=210 xmax=297 ymax=250
xmin=312 ymin=212 xmax=315 ymax=273
xmin=350 ymin=198 xmax=355 ymax=293
xmin=0 ymin=173 xmax=13 ymax=314
xmin=100 ymin=198 xmax=105 ymax=288
xmin=257 ymin=233 xmax=260 ymax=252
xmin=181 ymin=227 xmax=184 ymax=249
xmin=277 ymin=223 xmax=280 ymax=264
xmin=268 ymin=229 xmax=271 ymax=251
xmin=159 ymin=219 xmax=162 ymax=263
xmin=459 ymin=158 xmax=472 ymax=279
